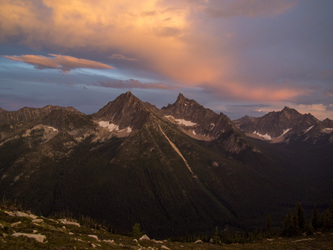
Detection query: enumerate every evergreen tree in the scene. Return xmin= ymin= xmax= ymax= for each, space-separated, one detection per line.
xmin=305 ymin=222 xmax=314 ymax=236
xmin=311 ymin=205 xmax=319 ymax=230
xmin=221 ymin=225 xmax=231 ymax=244
xmin=281 ymin=209 xmax=298 ymax=236
xmin=295 ymin=203 xmax=305 ymax=231
xmin=323 ymin=201 xmax=333 ymax=230
xmin=212 ymin=226 xmax=221 ymax=244
xmin=266 ymin=214 xmax=271 ymax=233
xmin=132 ymin=223 xmax=143 ymax=239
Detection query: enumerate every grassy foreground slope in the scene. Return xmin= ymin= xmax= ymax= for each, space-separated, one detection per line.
xmin=1 ymin=203 xmax=333 ymax=249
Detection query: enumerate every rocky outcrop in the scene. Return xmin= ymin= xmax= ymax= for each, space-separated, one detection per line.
xmin=0 ymin=105 xmax=80 ymax=124
xmin=93 ymin=91 xmax=152 ymax=131
xmin=161 ymin=93 xmax=250 ymax=152
xmin=234 ymin=107 xmax=332 ymax=144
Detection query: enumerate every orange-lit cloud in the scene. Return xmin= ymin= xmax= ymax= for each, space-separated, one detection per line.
xmin=0 ymin=0 xmax=303 ymax=101
xmin=213 ymin=81 xmax=307 ymax=102
xmin=4 ymin=54 xmax=114 ymax=72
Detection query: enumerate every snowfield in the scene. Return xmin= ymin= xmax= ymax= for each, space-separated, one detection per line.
xmin=47 ymin=126 xmax=58 ymax=132
xmin=304 ymin=126 xmax=314 ymax=133
xmin=97 ymin=121 xmax=132 ymax=133
xmin=279 ymin=128 xmax=292 ymax=137
xmin=165 ymin=115 xmax=197 ymax=127
xmin=98 ymin=121 xmax=119 ymax=131
xmin=253 ymin=131 xmax=272 ymax=140
xmin=322 ymin=128 xmax=333 ymax=133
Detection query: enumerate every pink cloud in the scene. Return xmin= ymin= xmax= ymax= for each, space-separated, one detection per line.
xmin=4 ymin=54 xmax=114 ymax=72
xmin=210 ymin=81 xmax=308 ymax=102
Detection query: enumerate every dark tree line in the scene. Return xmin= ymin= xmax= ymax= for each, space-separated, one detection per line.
xmin=281 ymin=202 xmax=333 ymax=237
xmin=206 ymin=201 xmax=333 ymax=245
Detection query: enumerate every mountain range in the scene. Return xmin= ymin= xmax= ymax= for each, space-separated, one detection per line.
xmin=0 ymin=92 xmax=332 ymax=238
xmin=234 ymin=106 xmax=333 ymax=144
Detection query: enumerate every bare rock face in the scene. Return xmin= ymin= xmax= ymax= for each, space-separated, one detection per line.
xmin=0 ymin=105 xmax=80 ymax=125
xmin=161 ymin=93 xmax=250 ymax=152
xmin=93 ymin=91 xmax=152 ymax=131
xmin=234 ymin=107 xmax=333 ymax=144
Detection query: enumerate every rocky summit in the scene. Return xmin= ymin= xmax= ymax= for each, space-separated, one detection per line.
xmin=234 ymin=106 xmax=332 ymax=144
xmin=0 ymin=92 xmax=333 ymax=238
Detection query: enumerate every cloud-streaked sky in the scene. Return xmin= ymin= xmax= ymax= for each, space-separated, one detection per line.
xmin=0 ymin=0 xmax=332 ymax=119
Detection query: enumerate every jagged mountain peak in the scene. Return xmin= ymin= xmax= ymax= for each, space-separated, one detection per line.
xmin=176 ymin=93 xmax=189 ymax=102
xmin=278 ymin=106 xmax=301 ymax=119
xmin=162 ymin=94 xmax=214 ymax=121
xmin=282 ymin=106 xmax=292 ymax=111
xmin=323 ymin=118 xmax=333 ymax=123
xmin=118 ymin=91 xmax=137 ymax=100
xmin=93 ymin=92 xmax=151 ymax=131
xmin=105 ymin=91 xmax=143 ymax=108
xmin=175 ymin=93 xmax=202 ymax=107
xmin=163 ymin=93 xmax=208 ymax=114
xmin=266 ymin=106 xmax=300 ymax=119
xmin=161 ymin=94 xmax=249 ymax=152
xmin=235 ymin=106 xmax=329 ymax=143
xmin=177 ymin=92 xmax=185 ymax=99
xmin=95 ymin=92 xmax=146 ymax=114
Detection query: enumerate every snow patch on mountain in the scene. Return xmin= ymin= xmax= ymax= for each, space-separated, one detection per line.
xmin=253 ymin=131 xmax=272 ymax=140
xmin=47 ymin=126 xmax=58 ymax=132
xmin=280 ymin=128 xmax=292 ymax=137
xmin=175 ymin=118 xmax=196 ymax=127
xmin=165 ymin=115 xmax=197 ymax=127
xmin=304 ymin=126 xmax=314 ymax=133
xmin=21 ymin=124 xmax=59 ymax=142
xmin=98 ymin=121 xmax=119 ymax=131
xmin=322 ymin=128 xmax=333 ymax=133
xmin=97 ymin=121 xmax=132 ymax=134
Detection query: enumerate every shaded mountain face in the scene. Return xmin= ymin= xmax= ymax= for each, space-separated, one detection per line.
xmin=234 ymin=107 xmax=332 ymax=144
xmin=0 ymin=92 xmax=265 ymax=237
xmin=0 ymin=105 xmax=92 ymax=150
xmin=1 ymin=92 xmax=333 ymax=238
xmin=161 ymin=93 xmax=251 ymax=153
xmin=93 ymin=91 xmax=152 ymax=132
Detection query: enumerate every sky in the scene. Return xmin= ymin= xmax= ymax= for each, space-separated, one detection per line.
xmin=0 ymin=0 xmax=332 ymax=120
